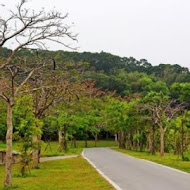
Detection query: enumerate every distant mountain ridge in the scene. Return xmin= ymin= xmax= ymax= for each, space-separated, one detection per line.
xmin=1 ymin=47 xmax=190 ymax=86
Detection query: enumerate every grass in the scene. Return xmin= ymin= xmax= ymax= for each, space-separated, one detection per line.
xmin=112 ymin=148 xmax=190 ymax=173
xmin=40 ymin=141 xmax=82 ymax=157
xmin=0 ymin=143 xmax=6 ymax=151
xmin=40 ymin=140 xmax=118 ymax=157
xmin=0 ymin=157 xmax=114 ymax=190
xmin=0 ymin=140 xmax=118 ymax=157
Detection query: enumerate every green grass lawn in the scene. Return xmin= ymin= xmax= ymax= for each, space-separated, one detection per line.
xmin=41 ymin=140 xmax=118 ymax=157
xmin=0 ymin=140 xmax=118 ymax=157
xmin=112 ymin=148 xmax=190 ymax=173
xmin=0 ymin=157 xmax=114 ymax=190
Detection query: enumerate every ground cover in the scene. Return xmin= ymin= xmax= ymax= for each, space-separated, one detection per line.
xmin=0 ymin=140 xmax=118 ymax=157
xmin=0 ymin=157 xmax=114 ymax=190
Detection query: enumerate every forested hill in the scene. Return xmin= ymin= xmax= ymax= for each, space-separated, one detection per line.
xmin=1 ymin=47 xmax=190 ymax=94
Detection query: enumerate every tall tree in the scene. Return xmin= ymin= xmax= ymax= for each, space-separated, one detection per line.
xmin=0 ymin=0 xmax=76 ymax=187
xmin=142 ymin=92 xmax=185 ymax=157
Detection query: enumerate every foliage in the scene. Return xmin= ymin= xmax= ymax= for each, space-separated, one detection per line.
xmin=13 ymin=95 xmax=41 ymax=176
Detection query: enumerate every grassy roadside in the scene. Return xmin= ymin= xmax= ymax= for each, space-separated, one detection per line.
xmin=40 ymin=140 xmax=118 ymax=157
xmin=0 ymin=157 xmax=114 ymax=190
xmin=112 ymin=148 xmax=190 ymax=173
xmin=0 ymin=140 xmax=118 ymax=157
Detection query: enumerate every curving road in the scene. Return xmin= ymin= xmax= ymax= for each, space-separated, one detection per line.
xmin=83 ymin=148 xmax=190 ymax=190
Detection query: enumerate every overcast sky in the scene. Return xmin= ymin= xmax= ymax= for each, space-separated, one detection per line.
xmin=1 ymin=0 xmax=190 ymax=68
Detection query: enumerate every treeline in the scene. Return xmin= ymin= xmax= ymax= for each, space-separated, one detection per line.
xmin=1 ymin=47 xmax=190 ymax=86
xmin=1 ymin=47 xmax=190 ymax=160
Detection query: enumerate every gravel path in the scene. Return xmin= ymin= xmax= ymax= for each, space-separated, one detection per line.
xmin=40 ymin=155 xmax=78 ymax=162
xmin=83 ymin=148 xmax=190 ymax=190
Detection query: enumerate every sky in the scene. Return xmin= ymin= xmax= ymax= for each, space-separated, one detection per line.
xmin=1 ymin=0 xmax=190 ymax=68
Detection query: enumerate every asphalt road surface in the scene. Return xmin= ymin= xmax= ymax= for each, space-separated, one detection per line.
xmin=83 ymin=148 xmax=190 ymax=190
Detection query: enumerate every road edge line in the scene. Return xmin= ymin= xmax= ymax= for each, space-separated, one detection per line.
xmin=141 ymin=158 xmax=190 ymax=176
xmin=111 ymin=148 xmax=190 ymax=176
xmin=81 ymin=150 xmax=123 ymax=190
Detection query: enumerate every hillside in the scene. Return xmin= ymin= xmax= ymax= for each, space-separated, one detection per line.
xmin=1 ymin=47 xmax=190 ymax=96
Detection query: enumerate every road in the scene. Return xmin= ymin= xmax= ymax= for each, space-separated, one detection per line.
xmin=83 ymin=148 xmax=190 ymax=190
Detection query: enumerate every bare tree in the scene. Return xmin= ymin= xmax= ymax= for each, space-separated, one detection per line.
xmin=0 ymin=0 xmax=77 ymax=187
xmin=0 ymin=0 xmax=77 ymax=68
xmin=142 ymin=100 xmax=186 ymax=157
xmin=31 ymin=80 xmax=70 ymax=168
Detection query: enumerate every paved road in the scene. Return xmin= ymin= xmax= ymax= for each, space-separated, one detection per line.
xmin=83 ymin=148 xmax=190 ymax=190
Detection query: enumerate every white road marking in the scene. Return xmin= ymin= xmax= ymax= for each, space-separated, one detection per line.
xmin=82 ymin=150 xmax=123 ymax=190
xmin=113 ymin=148 xmax=190 ymax=176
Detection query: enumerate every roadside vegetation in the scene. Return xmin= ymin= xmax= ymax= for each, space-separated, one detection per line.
xmin=0 ymin=157 xmax=114 ymax=190
xmin=0 ymin=141 xmax=118 ymax=157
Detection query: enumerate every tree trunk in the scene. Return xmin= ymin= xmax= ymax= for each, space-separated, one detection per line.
xmin=139 ymin=131 xmax=143 ymax=152
xmin=32 ymin=136 xmax=39 ymax=168
xmin=148 ymin=131 xmax=152 ymax=153
xmin=160 ymin=127 xmax=165 ymax=157
xmin=63 ymin=125 xmax=68 ymax=152
xmin=119 ymin=131 xmax=126 ymax=149
xmin=58 ymin=128 xmax=63 ymax=145
xmin=118 ymin=131 xmax=122 ymax=148
xmin=148 ymin=126 xmax=154 ymax=154
xmin=4 ymin=101 xmax=13 ymax=187
xmin=94 ymin=134 xmax=98 ymax=147
xmin=32 ymin=118 xmax=42 ymax=168
xmin=121 ymin=132 xmax=126 ymax=149
xmin=71 ymin=136 xmax=77 ymax=148
xmin=115 ymin=134 xmax=118 ymax=142
xmin=129 ymin=133 xmax=133 ymax=150
xmin=137 ymin=130 xmax=140 ymax=151
xmin=126 ymin=134 xmax=130 ymax=149
xmin=152 ymin=125 xmax=155 ymax=155
xmin=73 ymin=137 xmax=77 ymax=148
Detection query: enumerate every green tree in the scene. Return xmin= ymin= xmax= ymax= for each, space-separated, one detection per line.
xmin=13 ymin=95 xmax=41 ymax=176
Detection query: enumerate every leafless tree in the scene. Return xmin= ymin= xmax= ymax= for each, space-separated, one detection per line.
xmin=0 ymin=0 xmax=77 ymax=187
xmin=0 ymin=0 xmax=77 ymax=68
xmin=141 ymin=100 xmax=186 ymax=157
xmin=30 ymin=79 xmax=71 ymax=168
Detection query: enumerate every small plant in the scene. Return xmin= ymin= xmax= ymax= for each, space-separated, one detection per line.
xmin=20 ymin=142 xmax=33 ymax=176
xmin=182 ymin=156 xmax=190 ymax=161
xmin=13 ymin=134 xmax=34 ymax=176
